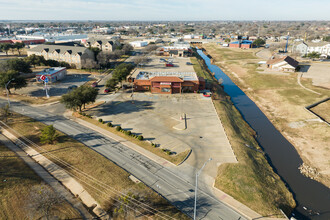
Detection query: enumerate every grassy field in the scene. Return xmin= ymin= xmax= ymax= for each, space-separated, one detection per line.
xmin=204 ymin=43 xmax=330 ymax=187
xmin=190 ymin=57 xmax=213 ymax=81
xmin=192 ymin=49 xmax=296 ymax=216
xmin=0 ymin=92 xmax=60 ymax=105
xmin=310 ymin=100 xmax=330 ymax=123
xmin=5 ymin=113 xmax=189 ymax=220
xmin=74 ymin=112 xmax=191 ymax=166
xmin=0 ymin=143 xmax=80 ymax=219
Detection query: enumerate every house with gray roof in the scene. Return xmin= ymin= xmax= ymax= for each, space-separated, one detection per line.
xmin=27 ymin=45 xmax=95 ymax=69
xmin=84 ymin=39 xmax=121 ymax=52
xmin=291 ymin=42 xmax=308 ymax=56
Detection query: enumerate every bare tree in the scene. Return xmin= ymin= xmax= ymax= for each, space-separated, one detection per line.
xmin=0 ymin=104 xmax=10 ymax=122
xmin=82 ymin=58 xmax=99 ymax=70
xmin=133 ymin=56 xmax=149 ymax=68
xmin=25 ymin=184 xmax=64 ymax=220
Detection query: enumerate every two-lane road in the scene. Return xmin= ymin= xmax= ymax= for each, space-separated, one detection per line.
xmin=4 ymin=100 xmax=246 ymax=220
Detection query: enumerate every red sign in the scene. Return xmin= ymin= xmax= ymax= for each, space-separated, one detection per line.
xmin=40 ymin=75 xmax=46 ymax=81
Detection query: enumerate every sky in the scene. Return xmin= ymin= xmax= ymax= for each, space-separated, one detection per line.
xmin=0 ymin=0 xmax=329 ymax=21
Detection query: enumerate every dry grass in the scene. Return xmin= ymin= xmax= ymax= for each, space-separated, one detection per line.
xmin=0 ymin=143 xmax=80 ymax=219
xmin=74 ymin=112 xmax=191 ymax=166
xmin=5 ymin=113 xmax=189 ymax=220
xmin=310 ymin=100 xmax=330 ymax=123
xmin=204 ymin=43 xmax=330 ymax=187
xmin=0 ymin=92 xmax=60 ymax=105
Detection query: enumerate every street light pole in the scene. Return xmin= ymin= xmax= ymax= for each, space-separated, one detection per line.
xmin=5 ymin=78 xmax=15 ymax=107
xmin=193 ymin=158 xmax=212 ymax=220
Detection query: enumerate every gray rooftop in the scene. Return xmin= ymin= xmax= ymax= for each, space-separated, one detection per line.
xmin=28 ymin=44 xmax=90 ymax=55
xmin=136 ymin=71 xmax=198 ymax=81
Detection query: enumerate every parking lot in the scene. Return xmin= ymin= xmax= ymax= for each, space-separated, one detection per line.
xmin=15 ymin=73 xmax=93 ymax=97
xmin=88 ymin=92 xmax=237 ymax=177
xmin=134 ymin=55 xmax=195 ymax=73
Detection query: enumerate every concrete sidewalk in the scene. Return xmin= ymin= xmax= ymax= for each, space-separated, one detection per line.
xmin=0 ymin=127 xmax=109 ymax=220
xmin=0 ymin=133 xmax=93 ymax=219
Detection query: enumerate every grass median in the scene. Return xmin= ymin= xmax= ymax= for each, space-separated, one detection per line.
xmin=5 ymin=113 xmax=189 ymax=220
xmin=192 ymin=49 xmax=296 ymax=216
xmin=0 ymin=142 xmax=80 ymax=219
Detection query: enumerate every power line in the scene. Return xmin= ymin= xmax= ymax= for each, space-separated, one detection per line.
xmin=0 ymin=121 xmax=178 ymax=220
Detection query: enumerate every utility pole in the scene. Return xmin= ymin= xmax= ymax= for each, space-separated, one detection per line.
xmin=194 ymin=158 xmax=212 ymax=220
xmin=5 ymin=78 xmax=15 ymax=107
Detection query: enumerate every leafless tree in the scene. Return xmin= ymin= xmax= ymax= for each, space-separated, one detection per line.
xmin=82 ymin=58 xmax=99 ymax=70
xmin=133 ymin=56 xmax=149 ymax=67
xmin=25 ymin=184 xmax=65 ymax=220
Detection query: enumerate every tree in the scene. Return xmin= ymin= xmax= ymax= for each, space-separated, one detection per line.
xmin=133 ymin=56 xmax=148 ymax=67
xmin=6 ymin=58 xmax=32 ymax=73
xmin=224 ymin=38 xmax=231 ymax=43
xmin=0 ymin=70 xmax=27 ymax=94
xmin=122 ymin=44 xmax=133 ymax=55
xmin=25 ymin=54 xmax=46 ymax=67
xmin=40 ymin=125 xmax=59 ymax=144
xmin=0 ymin=43 xmax=11 ymax=55
xmin=14 ymin=42 xmax=25 ymax=55
xmin=323 ymin=36 xmax=330 ymax=42
xmin=89 ymin=47 xmax=101 ymax=61
xmin=305 ymin=52 xmax=320 ymax=59
xmin=61 ymin=86 xmax=98 ymax=112
xmin=105 ymin=78 xmax=118 ymax=90
xmin=252 ymin=38 xmax=266 ymax=47
xmin=82 ymin=58 xmax=98 ymax=70
xmin=0 ymin=104 xmax=10 ymax=122
xmin=25 ymin=184 xmax=64 ymax=220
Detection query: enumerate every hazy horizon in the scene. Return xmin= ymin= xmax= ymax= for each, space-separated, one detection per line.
xmin=0 ymin=0 xmax=329 ymax=21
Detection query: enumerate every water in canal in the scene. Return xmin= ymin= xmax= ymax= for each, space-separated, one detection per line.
xmin=197 ymin=49 xmax=330 ymax=220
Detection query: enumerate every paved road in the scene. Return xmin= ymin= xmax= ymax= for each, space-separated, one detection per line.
xmin=4 ymin=100 xmax=246 ymax=220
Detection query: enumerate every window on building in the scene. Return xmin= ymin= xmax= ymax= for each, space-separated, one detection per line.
xmin=161 ymin=88 xmax=171 ymax=93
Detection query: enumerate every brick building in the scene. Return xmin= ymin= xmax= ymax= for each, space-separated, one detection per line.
xmin=132 ymin=71 xmax=205 ymax=94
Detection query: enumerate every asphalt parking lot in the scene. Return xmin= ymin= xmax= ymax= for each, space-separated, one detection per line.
xmin=88 ymin=92 xmax=237 ymax=177
xmin=15 ymin=73 xmax=93 ymax=97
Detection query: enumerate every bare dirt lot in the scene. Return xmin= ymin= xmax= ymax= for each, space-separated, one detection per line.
xmin=204 ymin=43 xmax=330 ymax=187
xmin=300 ymin=62 xmax=330 ymax=89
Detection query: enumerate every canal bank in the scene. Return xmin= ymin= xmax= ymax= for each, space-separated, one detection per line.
xmin=197 ymin=49 xmax=330 ymax=220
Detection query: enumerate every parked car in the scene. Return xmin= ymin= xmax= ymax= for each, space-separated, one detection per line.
xmin=91 ymin=82 xmax=98 ymax=87
xmin=68 ymin=85 xmax=78 ymax=90
xmin=166 ymin=63 xmax=174 ymax=67
xmin=203 ymin=92 xmax=211 ymax=97
xmin=186 ymin=62 xmax=193 ymax=65
xmin=104 ymin=88 xmax=110 ymax=93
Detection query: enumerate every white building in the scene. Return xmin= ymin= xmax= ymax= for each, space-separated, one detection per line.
xmin=129 ymin=41 xmax=148 ymax=48
xmin=308 ymin=44 xmax=330 ymax=57
xmin=36 ymin=67 xmax=67 ymax=83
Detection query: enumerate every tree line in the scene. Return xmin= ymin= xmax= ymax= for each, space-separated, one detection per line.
xmin=0 ymin=42 xmax=25 ymax=55
xmin=105 ymin=63 xmax=135 ymax=91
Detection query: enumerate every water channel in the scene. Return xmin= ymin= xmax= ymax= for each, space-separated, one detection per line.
xmin=197 ymin=49 xmax=330 ymax=220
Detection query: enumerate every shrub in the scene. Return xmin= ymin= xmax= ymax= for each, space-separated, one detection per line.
xmin=102 ymin=121 xmax=105 ymax=124
xmin=107 ymin=122 xmax=113 ymax=127
xmin=116 ymin=126 xmax=121 ymax=131
xmin=127 ymin=131 xmax=131 ymax=135
xmin=98 ymin=118 xmax=103 ymax=123
xmin=137 ymin=135 xmax=143 ymax=141
xmin=166 ymin=151 xmax=171 ymax=155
